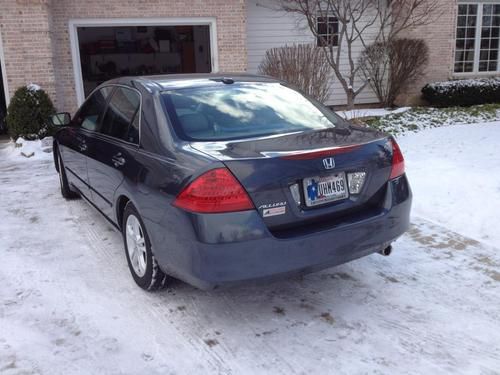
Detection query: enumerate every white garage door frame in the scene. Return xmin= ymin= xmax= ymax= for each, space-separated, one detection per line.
xmin=0 ymin=30 xmax=10 ymax=106
xmin=69 ymin=17 xmax=219 ymax=106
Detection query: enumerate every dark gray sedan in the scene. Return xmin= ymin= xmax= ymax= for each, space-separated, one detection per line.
xmin=51 ymin=74 xmax=411 ymax=291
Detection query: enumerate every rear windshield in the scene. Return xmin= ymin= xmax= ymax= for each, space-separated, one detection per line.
xmin=161 ymin=82 xmax=342 ymax=141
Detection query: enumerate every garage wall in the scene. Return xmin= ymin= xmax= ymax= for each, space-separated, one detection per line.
xmin=0 ymin=0 xmax=57 ymax=105
xmin=53 ymin=0 xmax=247 ymax=111
xmin=246 ymin=0 xmax=380 ymax=106
xmin=0 ymin=0 xmax=246 ymax=112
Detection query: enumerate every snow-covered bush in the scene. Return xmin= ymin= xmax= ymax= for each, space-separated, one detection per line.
xmin=422 ymin=78 xmax=500 ymax=107
xmin=6 ymin=84 xmax=56 ymax=140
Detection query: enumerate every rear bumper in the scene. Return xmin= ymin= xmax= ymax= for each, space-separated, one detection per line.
xmin=146 ymin=175 xmax=412 ymax=290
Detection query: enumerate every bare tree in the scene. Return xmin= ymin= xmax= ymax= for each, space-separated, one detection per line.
xmin=258 ymin=44 xmax=331 ymax=103
xmin=359 ymin=38 xmax=429 ymax=107
xmin=276 ymin=0 xmax=442 ymax=109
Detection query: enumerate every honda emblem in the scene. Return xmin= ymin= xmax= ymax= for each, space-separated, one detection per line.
xmin=323 ymin=157 xmax=335 ymax=170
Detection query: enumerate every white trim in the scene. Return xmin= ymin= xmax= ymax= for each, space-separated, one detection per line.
xmin=458 ymin=0 xmax=500 ymax=3
xmin=454 ymin=71 xmax=500 ymax=78
xmin=0 ymin=29 xmax=10 ymax=106
xmin=472 ymin=4 xmax=482 ymax=72
xmin=69 ymin=17 xmax=219 ymax=106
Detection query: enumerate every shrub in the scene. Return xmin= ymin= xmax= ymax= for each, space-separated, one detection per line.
xmin=422 ymin=78 xmax=500 ymax=107
xmin=0 ymin=108 xmax=6 ymax=134
xmin=359 ymin=38 xmax=429 ymax=107
xmin=258 ymin=44 xmax=331 ymax=103
xmin=6 ymin=84 xmax=56 ymax=140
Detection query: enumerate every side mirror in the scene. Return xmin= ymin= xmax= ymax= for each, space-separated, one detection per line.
xmin=50 ymin=112 xmax=71 ymax=127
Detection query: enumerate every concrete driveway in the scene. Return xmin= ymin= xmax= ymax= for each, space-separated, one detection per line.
xmin=0 ymin=151 xmax=499 ymax=374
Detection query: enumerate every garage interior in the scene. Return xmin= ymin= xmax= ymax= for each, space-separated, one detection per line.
xmin=77 ymin=25 xmax=212 ymax=97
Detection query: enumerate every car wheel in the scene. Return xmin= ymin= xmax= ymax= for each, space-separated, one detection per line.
xmin=57 ymin=150 xmax=78 ymax=199
xmin=122 ymin=202 xmax=169 ymax=291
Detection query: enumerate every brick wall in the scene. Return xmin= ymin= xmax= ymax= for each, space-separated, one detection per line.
xmin=397 ymin=0 xmax=458 ymax=105
xmin=0 ymin=0 xmax=247 ymax=111
xmin=0 ymin=0 xmax=57 ymax=104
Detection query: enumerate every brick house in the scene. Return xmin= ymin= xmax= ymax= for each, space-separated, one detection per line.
xmin=0 ymin=0 xmax=498 ymax=115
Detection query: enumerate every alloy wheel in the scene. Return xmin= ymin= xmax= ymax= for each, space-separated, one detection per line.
xmin=125 ymin=214 xmax=147 ymax=277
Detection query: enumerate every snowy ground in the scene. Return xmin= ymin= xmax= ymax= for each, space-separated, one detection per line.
xmin=1 ymin=123 xmax=500 ymax=374
xmin=360 ymin=104 xmax=500 ymax=135
xmin=398 ymin=122 xmax=500 ymax=248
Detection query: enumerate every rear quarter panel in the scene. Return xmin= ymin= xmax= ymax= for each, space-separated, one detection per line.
xmin=113 ymin=88 xmax=220 ymax=226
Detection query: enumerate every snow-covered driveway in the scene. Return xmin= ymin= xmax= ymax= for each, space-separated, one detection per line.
xmin=1 ymin=124 xmax=499 ymax=374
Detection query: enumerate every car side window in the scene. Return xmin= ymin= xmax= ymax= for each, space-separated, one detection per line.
xmin=73 ymin=87 xmax=113 ymax=131
xmin=100 ymin=87 xmax=140 ymax=143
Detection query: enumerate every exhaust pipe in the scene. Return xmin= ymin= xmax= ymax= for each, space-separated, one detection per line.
xmin=379 ymin=245 xmax=392 ymax=256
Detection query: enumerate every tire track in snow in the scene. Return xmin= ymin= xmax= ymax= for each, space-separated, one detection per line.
xmin=217 ymin=293 xmax=301 ymax=375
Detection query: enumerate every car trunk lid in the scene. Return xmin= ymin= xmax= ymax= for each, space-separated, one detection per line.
xmin=190 ymin=126 xmax=393 ymax=233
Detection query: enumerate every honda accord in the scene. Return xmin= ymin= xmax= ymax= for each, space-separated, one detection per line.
xmin=51 ymin=74 xmax=411 ymax=291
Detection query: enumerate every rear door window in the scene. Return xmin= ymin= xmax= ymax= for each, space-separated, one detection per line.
xmin=127 ymin=111 xmax=140 ymax=144
xmin=73 ymin=86 xmax=113 ymax=131
xmin=100 ymin=87 xmax=140 ymax=143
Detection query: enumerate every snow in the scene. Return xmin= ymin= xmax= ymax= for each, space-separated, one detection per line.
xmin=425 ymin=77 xmax=500 ymax=93
xmin=364 ymin=105 xmax=500 ymax=135
xmin=337 ymin=106 xmax=410 ymax=120
xmin=1 ymin=121 xmax=500 ymax=374
xmin=398 ymin=121 xmax=500 ymax=248
xmin=4 ymin=138 xmax=53 ymax=161
xmin=27 ymin=83 xmax=41 ymax=92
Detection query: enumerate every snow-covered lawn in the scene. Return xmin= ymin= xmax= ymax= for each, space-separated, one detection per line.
xmin=1 ymin=122 xmax=499 ymax=374
xmin=362 ymin=104 xmax=500 ymax=135
xmin=399 ymin=122 xmax=500 ymax=248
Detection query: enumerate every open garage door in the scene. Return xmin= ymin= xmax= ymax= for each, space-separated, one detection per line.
xmin=75 ymin=23 xmax=213 ymax=99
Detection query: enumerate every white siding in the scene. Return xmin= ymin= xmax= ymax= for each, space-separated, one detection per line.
xmin=246 ymin=0 xmax=380 ymax=106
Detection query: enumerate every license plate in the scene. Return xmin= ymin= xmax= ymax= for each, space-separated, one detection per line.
xmin=303 ymin=173 xmax=348 ymax=207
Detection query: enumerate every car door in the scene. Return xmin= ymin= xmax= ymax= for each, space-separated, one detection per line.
xmin=61 ymin=87 xmax=112 ymax=198
xmin=86 ymin=86 xmax=141 ymax=220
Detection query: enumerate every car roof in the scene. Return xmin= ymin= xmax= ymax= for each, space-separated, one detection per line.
xmin=106 ymin=73 xmax=282 ymax=92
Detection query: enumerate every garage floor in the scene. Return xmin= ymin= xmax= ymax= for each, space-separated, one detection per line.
xmin=0 ymin=148 xmax=499 ymax=374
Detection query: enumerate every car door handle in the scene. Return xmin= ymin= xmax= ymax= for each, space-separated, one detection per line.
xmin=112 ymin=153 xmax=126 ymax=167
xmin=78 ymin=142 xmax=87 ymax=152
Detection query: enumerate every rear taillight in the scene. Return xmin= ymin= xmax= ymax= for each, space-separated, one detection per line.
xmin=173 ymin=168 xmax=254 ymax=213
xmin=390 ymin=138 xmax=405 ymax=179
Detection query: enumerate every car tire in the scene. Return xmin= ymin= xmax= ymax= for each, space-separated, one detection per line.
xmin=122 ymin=202 xmax=169 ymax=291
xmin=57 ymin=149 xmax=79 ymax=199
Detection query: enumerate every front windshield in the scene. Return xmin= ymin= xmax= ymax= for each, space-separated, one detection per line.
xmin=162 ymin=82 xmax=342 ymax=141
